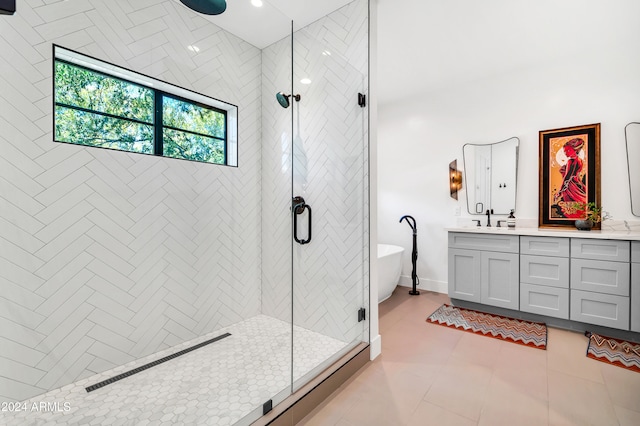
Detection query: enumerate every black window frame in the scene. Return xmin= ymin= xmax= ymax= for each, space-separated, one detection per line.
xmin=158 ymin=91 xmax=228 ymax=165
xmin=53 ymin=50 xmax=232 ymax=166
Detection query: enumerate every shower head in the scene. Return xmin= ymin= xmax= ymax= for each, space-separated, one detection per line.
xmin=179 ymin=0 xmax=227 ymax=15
xmin=276 ymin=92 xmax=301 ymax=108
xmin=276 ymin=92 xmax=290 ymax=108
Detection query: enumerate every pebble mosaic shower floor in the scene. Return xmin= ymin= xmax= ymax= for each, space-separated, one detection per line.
xmin=1 ymin=315 xmax=350 ymax=426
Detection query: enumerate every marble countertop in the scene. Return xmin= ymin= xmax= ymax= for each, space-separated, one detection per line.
xmin=446 ymin=225 xmax=640 ymax=241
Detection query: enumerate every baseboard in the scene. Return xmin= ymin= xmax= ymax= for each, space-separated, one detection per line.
xmin=399 ymin=275 xmax=447 ymax=294
xmin=369 ymin=334 xmax=381 ymax=360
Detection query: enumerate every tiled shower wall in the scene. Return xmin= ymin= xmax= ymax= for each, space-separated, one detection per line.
xmin=0 ymin=0 xmax=262 ymax=402
xmin=260 ymin=36 xmax=293 ymax=325
xmin=261 ymin=0 xmax=370 ymax=342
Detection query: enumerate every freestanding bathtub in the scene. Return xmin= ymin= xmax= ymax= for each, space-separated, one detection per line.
xmin=377 ymin=244 xmax=404 ymax=303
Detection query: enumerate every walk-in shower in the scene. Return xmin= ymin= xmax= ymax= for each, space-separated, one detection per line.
xmin=0 ymin=0 xmax=370 ymax=425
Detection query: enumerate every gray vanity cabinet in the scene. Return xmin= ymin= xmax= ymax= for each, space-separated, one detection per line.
xmin=570 ymin=239 xmax=630 ymax=330
xmin=448 ymin=230 xmax=640 ymax=334
xmin=448 ymin=233 xmax=519 ymax=309
xmin=519 ymin=236 xmax=570 ymax=319
xmin=632 ymin=242 xmax=640 ymax=332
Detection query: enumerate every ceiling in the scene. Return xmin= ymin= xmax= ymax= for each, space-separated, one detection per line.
xmin=174 ymin=0 xmax=354 ymax=49
xmin=377 ymin=0 xmax=640 ymax=105
xmin=175 ymin=0 xmax=640 ymax=105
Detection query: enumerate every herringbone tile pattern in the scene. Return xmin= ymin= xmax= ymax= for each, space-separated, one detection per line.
xmin=291 ymin=0 xmax=369 ymax=343
xmin=259 ymin=0 xmax=370 ymax=345
xmin=0 ymin=0 xmax=262 ymax=402
xmin=259 ymin=0 xmax=370 ymax=377
xmin=260 ymin=35 xmax=294 ymax=325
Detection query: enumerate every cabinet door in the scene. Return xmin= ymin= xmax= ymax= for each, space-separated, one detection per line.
xmin=632 ymin=263 xmax=640 ymax=333
xmin=448 ymin=248 xmax=481 ymax=302
xmin=481 ymin=251 xmax=519 ymax=310
xmin=632 ymin=241 xmax=640 ymax=263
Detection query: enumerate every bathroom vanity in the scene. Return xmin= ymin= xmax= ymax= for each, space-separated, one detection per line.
xmin=447 ymin=227 xmax=640 ymax=338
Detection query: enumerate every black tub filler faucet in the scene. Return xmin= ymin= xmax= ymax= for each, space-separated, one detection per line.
xmin=399 ymin=215 xmax=419 ymax=296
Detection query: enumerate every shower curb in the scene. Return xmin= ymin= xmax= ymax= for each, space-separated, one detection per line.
xmin=253 ymin=343 xmax=370 ymax=426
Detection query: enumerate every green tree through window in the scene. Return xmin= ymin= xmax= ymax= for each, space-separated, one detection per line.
xmin=54 ymin=60 xmax=227 ymax=165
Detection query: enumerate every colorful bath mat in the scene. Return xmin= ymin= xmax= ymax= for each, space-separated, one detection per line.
xmin=585 ymin=332 xmax=640 ymax=373
xmin=426 ymin=304 xmax=547 ymax=349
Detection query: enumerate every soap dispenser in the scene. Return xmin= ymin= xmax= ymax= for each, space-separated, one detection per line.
xmin=507 ymin=209 xmax=516 ymax=229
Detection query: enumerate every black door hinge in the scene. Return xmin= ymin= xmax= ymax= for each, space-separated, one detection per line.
xmin=358 ymin=307 xmax=366 ymax=322
xmin=358 ymin=93 xmax=366 ymax=107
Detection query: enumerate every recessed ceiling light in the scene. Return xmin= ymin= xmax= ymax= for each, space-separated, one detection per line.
xmin=322 ymin=50 xmax=331 ymax=56
xmin=300 ymin=78 xmax=311 ymax=85
xmin=251 ymin=0 xmax=263 ymax=7
xmin=187 ymin=45 xmax=200 ymax=53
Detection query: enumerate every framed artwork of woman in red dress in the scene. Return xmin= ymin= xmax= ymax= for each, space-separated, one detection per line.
xmin=539 ymin=123 xmax=601 ymax=229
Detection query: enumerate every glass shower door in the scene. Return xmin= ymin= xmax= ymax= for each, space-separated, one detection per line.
xmin=290 ymin=27 xmax=368 ymax=389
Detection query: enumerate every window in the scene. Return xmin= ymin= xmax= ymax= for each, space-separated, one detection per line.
xmin=53 ymin=46 xmax=238 ymax=166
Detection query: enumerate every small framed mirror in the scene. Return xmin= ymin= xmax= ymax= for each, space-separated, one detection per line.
xmin=463 ymin=137 xmax=519 ymax=215
xmin=626 ymin=122 xmax=640 ymax=216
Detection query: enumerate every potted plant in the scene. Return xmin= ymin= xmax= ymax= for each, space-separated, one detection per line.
xmin=571 ymin=201 xmax=608 ymax=230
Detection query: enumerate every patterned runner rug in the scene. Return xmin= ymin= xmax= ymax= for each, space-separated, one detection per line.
xmin=426 ymin=304 xmax=547 ymax=349
xmin=585 ymin=332 xmax=640 ymax=373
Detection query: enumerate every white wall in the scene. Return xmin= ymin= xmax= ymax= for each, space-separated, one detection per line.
xmin=378 ymin=1 xmax=640 ymax=293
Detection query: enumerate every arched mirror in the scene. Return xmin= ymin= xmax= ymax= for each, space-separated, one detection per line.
xmin=463 ymin=137 xmax=519 ymax=215
xmin=626 ymin=122 xmax=640 ymax=216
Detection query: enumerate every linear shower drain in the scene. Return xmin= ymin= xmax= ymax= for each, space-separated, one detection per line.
xmin=85 ymin=332 xmax=231 ymax=392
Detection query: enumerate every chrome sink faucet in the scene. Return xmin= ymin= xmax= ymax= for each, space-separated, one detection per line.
xmin=485 ymin=209 xmax=493 ymax=227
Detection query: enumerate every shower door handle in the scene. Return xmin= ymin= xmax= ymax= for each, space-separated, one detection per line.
xmin=293 ymin=197 xmax=312 ymax=245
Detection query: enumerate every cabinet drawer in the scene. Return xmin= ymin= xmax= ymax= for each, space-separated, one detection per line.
xmin=632 ymin=241 xmax=640 ymax=264
xmin=570 ymin=290 xmax=630 ymax=330
xmin=520 ymin=236 xmax=569 ymax=257
xmin=520 ymin=255 xmax=569 ymax=288
xmin=570 ymin=259 xmax=630 ymax=296
xmin=632 ymin=263 xmax=640 ymax=333
xmin=571 ymin=239 xmax=630 ymax=262
xmin=449 ymin=232 xmax=518 ymax=253
xmin=520 ymin=283 xmax=569 ymax=319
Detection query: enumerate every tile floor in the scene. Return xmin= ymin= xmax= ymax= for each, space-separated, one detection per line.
xmin=299 ymin=289 xmax=640 ymax=426
xmin=0 ymin=315 xmax=349 ymax=426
